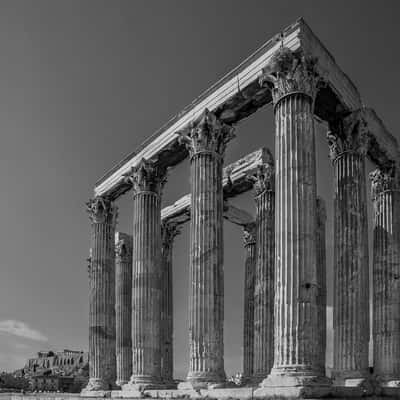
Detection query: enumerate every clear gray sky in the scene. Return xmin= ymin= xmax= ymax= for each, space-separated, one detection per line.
xmin=0 ymin=0 xmax=399 ymax=378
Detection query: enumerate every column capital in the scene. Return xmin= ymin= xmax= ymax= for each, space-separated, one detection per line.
xmin=124 ymin=158 xmax=167 ymax=195
xmin=327 ymin=111 xmax=369 ymax=161
xmin=86 ymin=196 xmax=118 ymax=225
xmin=243 ymin=223 xmax=256 ymax=246
xmin=179 ymin=108 xmax=235 ymax=158
xmin=249 ymin=151 xmax=275 ymax=196
xmin=259 ymin=48 xmax=321 ymax=106
xmin=316 ymin=197 xmax=327 ymax=226
xmin=369 ymin=168 xmax=398 ymax=200
xmin=115 ymin=237 xmax=132 ymax=263
xmin=161 ymin=221 xmax=181 ymax=249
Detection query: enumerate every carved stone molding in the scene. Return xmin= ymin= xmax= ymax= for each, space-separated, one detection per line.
xmin=179 ymin=108 xmax=235 ymax=158
xmin=259 ymin=47 xmax=321 ymax=105
xmin=115 ymin=238 xmax=132 ymax=263
xmin=248 ymin=149 xmax=274 ymax=196
xmin=243 ymin=223 xmax=256 ymax=246
xmin=123 ymin=158 xmax=167 ymax=195
xmin=370 ymin=168 xmax=398 ymax=200
xmin=327 ymin=111 xmax=369 ymax=161
xmin=161 ymin=221 xmax=181 ymax=249
xmin=86 ymin=196 xmax=118 ymax=225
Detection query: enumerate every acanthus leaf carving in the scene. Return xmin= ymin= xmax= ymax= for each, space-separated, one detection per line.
xmin=369 ymin=168 xmax=397 ymax=200
xmin=327 ymin=110 xmax=370 ymax=161
xmin=248 ymin=149 xmax=274 ymax=196
xmin=259 ymin=47 xmax=322 ymax=106
xmin=86 ymin=196 xmax=118 ymax=225
xmin=243 ymin=223 xmax=256 ymax=246
xmin=123 ymin=158 xmax=167 ymax=195
xmin=161 ymin=221 xmax=181 ymax=250
xmin=115 ymin=236 xmax=132 ymax=263
xmin=178 ymin=108 xmax=235 ymax=158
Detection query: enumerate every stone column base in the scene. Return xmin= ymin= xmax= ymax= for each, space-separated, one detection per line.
xmin=178 ymin=379 xmax=229 ymax=390
xmin=81 ymin=378 xmax=112 ymax=397
xmin=255 ymin=369 xmax=331 ymax=398
xmin=332 ymin=373 xmax=375 ymax=396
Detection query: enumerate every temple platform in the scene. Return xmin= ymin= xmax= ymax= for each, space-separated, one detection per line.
xmin=3 ymin=387 xmax=400 ymax=400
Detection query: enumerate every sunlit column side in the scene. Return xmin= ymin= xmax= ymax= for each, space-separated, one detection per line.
xmin=160 ymin=221 xmax=180 ymax=386
xmin=327 ymin=113 xmax=370 ymax=388
xmin=83 ymin=196 xmax=117 ymax=393
xmin=257 ymin=48 xmax=329 ymax=394
xmin=179 ymin=109 xmax=234 ymax=389
xmin=123 ymin=158 xmax=167 ymax=391
xmin=370 ymin=168 xmax=400 ymax=387
xmin=115 ymin=232 xmax=133 ymax=387
xmin=242 ymin=223 xmax=256 ymax=383
xmin=316 ymin=197 xmax=327 ymax=376
xmin=251 ymin=157 xmax=275 ymax=384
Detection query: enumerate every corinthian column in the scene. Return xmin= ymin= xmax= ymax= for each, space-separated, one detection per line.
xmin=370 ymin=169 xmax=400 ymax=387
xmin=123 ymin=158 xmax=166 ymax=391
xmin=115 ymin=232 xmax=133 ymax=387
xmin=251 ymin=158 xmax=275 ymax=384
xmin=242 ymin=223 xmax=256 ymax=383
xmin=83 ymin=196 xmax=117 ymax=394
xmin=257 ymin=48 xmax=329 ymax=395
xmin=160 ymin=221 xmax=180 ymax=386
xmin=327 ymin=112 xmax=370 ymax=388
xmin=179 ymin=108 xmax=234 ymax=389
xmin=316 ymin=197 xmax=327 ymax=376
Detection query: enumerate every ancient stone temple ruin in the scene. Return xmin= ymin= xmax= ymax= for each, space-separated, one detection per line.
xmin=82 ymin=18 xmax=400 ymax=399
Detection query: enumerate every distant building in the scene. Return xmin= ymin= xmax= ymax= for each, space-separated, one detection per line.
xmin=22 ymin=349 xmax=89 ymax=392
xmin=25 ymin=349 xmax=88 ymax=377
xmin=30 ymin=375 xmax=74 ymax=392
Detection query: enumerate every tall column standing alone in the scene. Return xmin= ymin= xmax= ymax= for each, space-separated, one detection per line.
xmin=160 ymin=221 xmax=180 ymax=386
xmin=257 ymin=48 xmax=329 ymax=395
xmin=251 ymin=157 xmax=275 ymax=383
xmin=327 ymin=112 xmax=370 ymax=388
xmin=316 ymin=197 xmax=327 ymax=376
xmin=115 ymin=232 xmax=133 ymax=387
xmin=179 ymin=109 xmax=234 ymax=389
xmin=123 ymin=158 xmax=166 ymax=391
xmin=242 ymin=223 xmax=256 ymax=383
xmin=370 ymin=168 xmax=400 ymax=387
xmin=83 ymin=196 xmax=117 ymax=393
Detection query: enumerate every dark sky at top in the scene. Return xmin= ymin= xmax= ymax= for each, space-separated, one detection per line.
xmin=0 ymin=0 xmax=398 ymax=377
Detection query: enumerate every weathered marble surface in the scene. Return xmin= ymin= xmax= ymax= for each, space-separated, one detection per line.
xmin=83 ymin=197 xmax=117 ymax=393
xmin=115 ymin=232 xmax=133 ymax=387
xmin=316 ymin=197 xmax=327 ymax=375
xmin=242 ymin=224 xmax=256 ymax=382
xmin=370 ymin=169 xmax=400 ymax=387
xmin=251 ymin=158 xmax=275 ymax=384
xmin=122 ymin=159 xmax=166 ymax=390
xmin=178 ymin=109 xmax=234 ymax=388
xmin=327 ymin=113 xmax=370 ymax=388
xmin=257 ymin=48 xmax=328 ymax=394
xmin=160 ymin=222 xmax=180 ymax=386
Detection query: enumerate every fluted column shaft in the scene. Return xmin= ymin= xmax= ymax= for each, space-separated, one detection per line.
xmin=242 ymin=225 xmax=256 ymax=381
xmin=115 ymin=232 xmax=133 ymax=387
xmin=370 ymin=169 xmax=400 ymax=386
xmin=252 ymin=161 xmax=275 ymax=383
xmin=332 ymin=152 xmax=369 ymax=380
xmin=188 ymin=150 xmax=224 ymax=382
xmin=272 ymin=91 xmax=319 ymax=375
xmin=131 ymin=191 xmax=161 ymax=384
xmin=316 ymin=197 xmax=327 ymax=375
xmin=160 ymin=222 xmax=180 ymax=384
xmin=179 ymin=109 xmax=234 ymax=387
xmin=123 ymin=159 xmax=166 ymax=389
xmin=85 ymin=197 xmax=117 ymax=392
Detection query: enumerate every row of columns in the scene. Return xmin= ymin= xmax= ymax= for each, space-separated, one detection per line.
xmin=83 ymin=47 xmax=400 ymax=394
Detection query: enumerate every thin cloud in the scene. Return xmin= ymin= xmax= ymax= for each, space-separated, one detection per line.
xmin=0 ymin=320 xmax=48 ymax=342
